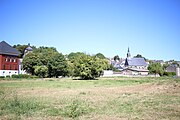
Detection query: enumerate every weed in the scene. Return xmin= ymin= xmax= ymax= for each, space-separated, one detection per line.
xmin=0 ymin=92 xmax=45 ymax=119
xmin=62 ymin=99 xmax=92 ymax=119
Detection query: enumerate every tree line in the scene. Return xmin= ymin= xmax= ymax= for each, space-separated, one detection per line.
xmin=16 ymin=45 xmax=110 ymax=79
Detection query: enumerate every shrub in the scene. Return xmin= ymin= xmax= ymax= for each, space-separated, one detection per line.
xmin=0 ymin=76 xmax=5 ymax=78
xmin=163 ymin=72 xmax=176 ymax=77
xmin=62 ymin=99 xmax=92 ymax=119
xmin=11 ymin=74 xmax=38 ymax=79
xmin=6 ymin=75 xmax=10 ymax=78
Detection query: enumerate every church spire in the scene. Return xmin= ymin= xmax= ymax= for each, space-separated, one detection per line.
xmin=127 ymin=47 xmax=131 ymax=58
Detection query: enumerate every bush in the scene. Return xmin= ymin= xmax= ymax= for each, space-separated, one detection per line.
xmin=11 ymin=74 xmax=38 ymax=79
xmin=163 ymin=72 xmax=176 ymax=77
xmin=0 ymin=76 xmax=5 ymax=78
xmin=6 ymin=75 xmax=10 ymax=78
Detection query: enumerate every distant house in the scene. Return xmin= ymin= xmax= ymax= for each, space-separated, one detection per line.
xmin=123 ymin=48 xmax=149 ymax=75
xmin=0 ymin=41 xmax=21 ymax=76
xmin=166 ymin=64 xmax=177 ymax=73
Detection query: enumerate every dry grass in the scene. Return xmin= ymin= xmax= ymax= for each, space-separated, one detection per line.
xmin=0 ymin=77 xmax=180 ymax=120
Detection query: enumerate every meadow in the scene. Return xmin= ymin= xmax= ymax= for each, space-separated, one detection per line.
xmin=0 ymin=77 xmax=180 ymax=120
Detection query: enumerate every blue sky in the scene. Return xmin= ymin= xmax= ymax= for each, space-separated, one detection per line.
xmin=0 ymin=0 xmax=180 ymax=60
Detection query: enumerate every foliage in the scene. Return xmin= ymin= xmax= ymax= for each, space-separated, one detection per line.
xmin=114 ymin=55 xmax=120 ymax=61
xmin=34 ymin=66 xmax=48 ymax=78
xmin=22 ymin=47 xmax=68 ymax=77
xmin=71 ymin=53 xmax=109 ymax=79
xmin=94 ymin=53 xmax=106 ymax=59
xmin=6 ymin=75 xmax=10 ymax=78
xmin=134 ymin=54 xmax=146 ymax=60
xmin=163 ymin=72 xmax=176 ymax=76
xmin=148 ymin=62 xmax=164 ymax=76
xmin=22 ymin=52 xmax=41 ymax=75
xmin=62 ymin=99 xmax=91 ymax=119
xmin=13 ymin=44 xmax=36 ymax=58
xmin=11 ymin=74 xmax=38 ymax=79
xmin=67 ymin=52 xmax=85 ymax=60
xmin=47 ymin=53 xmax=68 ymax=78
xmin=0 ymin=92 xmax=45 ymax=119
xmin=0 ymin=76 xmax=5 ymax=78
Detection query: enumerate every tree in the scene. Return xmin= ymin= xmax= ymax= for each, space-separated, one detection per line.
xmin=34 ymin=65 xmax=48 ymax=78
xmin=67 ymin=52 xmax=84 ymax=60
xmin=47 ymin=53 xmax=68 ymax=78
xmin=94 ymin=53 xmax=106 ymax=59
xmin=114 ymin=55 xmax=120 ymax=61
xmin=134 ymin=54 xmax=146 ymax=60
xmin=71 ymin=53 xmax=109 ymax=79
xmin=22 ymin=52 xmax=41 ymax=75
xmin=22 ymin=46 xmax=68 ymax=77
xmin=148 ymin=63 xmax=164 ymax=76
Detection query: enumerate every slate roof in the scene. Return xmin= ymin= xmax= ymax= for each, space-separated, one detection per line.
xmin=0 ymin=41 xmax=21 ymax=56
xmin=125 ymin=58 xmax=147 ymax=66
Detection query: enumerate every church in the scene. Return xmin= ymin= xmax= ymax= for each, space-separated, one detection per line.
xmin=122 ymin=48 xmax=149 ymax=75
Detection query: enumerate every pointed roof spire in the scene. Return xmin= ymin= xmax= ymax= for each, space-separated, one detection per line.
xmin=127 ymin=47 xmax=131 ymax=58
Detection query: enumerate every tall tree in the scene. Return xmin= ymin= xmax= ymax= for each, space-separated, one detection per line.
xmin=148 ymin=63 xmax=164 ymax=76
xmin=94 ymin=53 xmax=106 ymax=59
xmin=22 ymin=52 xmax=41 ymax=75
xmin=22 ymin=46 xmax=68 ymax=77
xmin=114 ymin=55 xmax=120 ymax=61
xmin=134 ymin=54 xmax=146 ymax=60
xmin=71 ymin=53 xmax=109 ymax=79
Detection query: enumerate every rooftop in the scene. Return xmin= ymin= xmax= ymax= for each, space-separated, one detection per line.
xmin=0 ymin=41 xmax=21 ymax=56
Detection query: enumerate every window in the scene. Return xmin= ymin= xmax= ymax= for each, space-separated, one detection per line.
xmin=3 ymin=65 xmax=5 ymax=70
xmin=10 ymin=58 xmax=12 ymax=62
xmin=5 ymin=58 xmax=8 ymax=62
xmin=14 ymin=59 xmax=16 ymax=62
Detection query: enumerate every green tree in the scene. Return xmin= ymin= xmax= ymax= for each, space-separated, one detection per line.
xmin=114 ymin=55 xmax=120 ymax=61
xmin=22 ymin=46 xmax=68 ymax=77
xmin=47 ymin=53 xmax=68 ymax=78
xmin=68 ymin=52 xmax=84 ymax=60
xmin=34 ymin=65 xmax=48 ymax=78
xmin=134 ymin=54 xmax=146 ymax=60
xmin=148 ymin=63 xmax=164 ymax=76
xmin=94 ymin=53 xmax=106 ymax=59
xmin=22 ymin=52 xmax=41 ymax=75
xmin=72 ymin=54 xmax=109 ymax=79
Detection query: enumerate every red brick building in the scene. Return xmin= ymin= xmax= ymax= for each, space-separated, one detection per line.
xmin=0 ymin=41 xmax=21 ymax=76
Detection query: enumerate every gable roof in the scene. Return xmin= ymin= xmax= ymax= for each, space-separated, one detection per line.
xmin=125 ymin=58 xmax=147 ymax=66
xmin=0 ymin=41 xmax=21 ymax=56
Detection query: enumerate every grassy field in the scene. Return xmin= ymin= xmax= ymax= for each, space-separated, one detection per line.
xmin=0 ymin=77 xmax=180 ymax=120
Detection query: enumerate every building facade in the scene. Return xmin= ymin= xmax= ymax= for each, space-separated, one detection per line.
xmin=123 ymin=48 xmax=149 ymax=75
xmin=0 ymin=41 xmax=21 ymax=76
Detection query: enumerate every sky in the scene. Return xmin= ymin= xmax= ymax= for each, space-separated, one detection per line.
xmin=0 ymin=0 xmax=180 ymax=61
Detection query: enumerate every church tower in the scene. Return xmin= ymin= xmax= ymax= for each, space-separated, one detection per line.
xmin=127 ymin=47 xmax=131 ymax=58
xmin=23 ymin=43 xmax=33 ymax=58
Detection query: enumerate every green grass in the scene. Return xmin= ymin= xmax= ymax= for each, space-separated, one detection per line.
xmin=0 ymin=77 xmax=179 ymax=119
